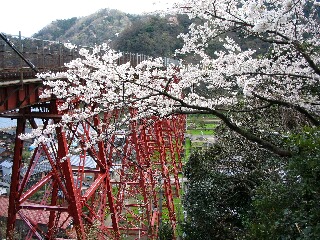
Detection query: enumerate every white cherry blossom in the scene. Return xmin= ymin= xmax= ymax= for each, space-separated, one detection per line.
xmin=24 ymin=0 xmax=320 ymax=157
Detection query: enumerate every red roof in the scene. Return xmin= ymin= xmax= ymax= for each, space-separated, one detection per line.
xmin=0 ymin=196 xmax=71 ymax=229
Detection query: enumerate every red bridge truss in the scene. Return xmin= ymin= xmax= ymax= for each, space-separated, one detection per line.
xmin=0 ymin=33 xmax=185 ymax=239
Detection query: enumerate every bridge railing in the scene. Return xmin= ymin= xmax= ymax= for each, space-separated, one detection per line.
xmin=0 ymin=34 xmax=79 ymax=80
xmin=0 ymin=33 xmax=179 ymax=81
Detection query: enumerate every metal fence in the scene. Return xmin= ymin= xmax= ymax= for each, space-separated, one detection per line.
xmin=0 ymin=32 xmax=179 ymax=81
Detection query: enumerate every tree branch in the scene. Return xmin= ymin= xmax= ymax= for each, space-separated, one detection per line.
xmin=141 ymin=86 xmax=293 ymax=157
xmin=252 ymin=92 xmax=320 ymax=126
xmin=176 ymin=106 xmax=292 ymax=157
xmin=293 ymin=41 xmax=320 ymax=76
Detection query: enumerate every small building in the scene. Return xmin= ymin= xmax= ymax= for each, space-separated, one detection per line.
xmin=0 ymin=160 xmax=13 ymax=180
xmin=0 ymin=181 xmax=10 ymax=196
xmin=0 ymin=187 xmax=7 ymax=195
xmin=70 ymin=155 xmax=97 ymax=185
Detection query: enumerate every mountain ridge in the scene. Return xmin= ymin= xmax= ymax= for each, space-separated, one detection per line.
xmin=32 ymin=8 xmax=141 ymax=46
xmin=32 ymin=9 xmax=190 ymax=57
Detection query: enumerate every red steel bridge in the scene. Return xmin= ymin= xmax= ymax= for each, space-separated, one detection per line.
xmin=0 ymin=33 xmax=185 ymax=239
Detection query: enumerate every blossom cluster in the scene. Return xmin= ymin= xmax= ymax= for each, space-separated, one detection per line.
xmin=23 ymin=0 xmax=320 ymax=147
xmin=172 ymin=0 xmax=320 ymax=111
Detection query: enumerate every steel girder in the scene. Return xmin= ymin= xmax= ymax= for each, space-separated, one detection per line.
xmin=5 ymin=101 xmax=185 ymax=240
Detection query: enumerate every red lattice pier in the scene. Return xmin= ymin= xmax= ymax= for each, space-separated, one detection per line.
xmin=0 ymin=33 xmax=185 ymax=239
xmin=3 ymin=100 xmax=185 ymax=239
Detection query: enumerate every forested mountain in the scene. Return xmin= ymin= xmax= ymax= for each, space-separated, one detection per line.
xmin=32 ymin=9 xmax=190 ymax=57
xmin=32 ymin=8 xmax=268 ymax=58
xmin=112 ymin=15 xmax=192 ymax=57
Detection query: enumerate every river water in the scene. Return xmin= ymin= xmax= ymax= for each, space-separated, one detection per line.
xmin=0 ymin=118 xmax=17 ymax=129
xmin=0 ymin=118 xmax=44 ymax=132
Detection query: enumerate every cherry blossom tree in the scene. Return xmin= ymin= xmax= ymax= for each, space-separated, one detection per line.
xmin=38 ymin=0 xmax=320 ymax=157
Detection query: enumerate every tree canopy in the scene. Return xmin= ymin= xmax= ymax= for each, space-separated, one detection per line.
xmin=183 ymin=125 xmax=320 ymax=239
xmin=112 ymin=15 xmax=191 ymax=57
xmin=36 ymin=0 xmax=320 ymax=158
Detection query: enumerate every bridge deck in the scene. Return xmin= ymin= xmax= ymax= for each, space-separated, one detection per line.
xmin=0 ymin=78 xmax=42 ymax=87
xmin=0 ymin=79 xmax=45 ymax=113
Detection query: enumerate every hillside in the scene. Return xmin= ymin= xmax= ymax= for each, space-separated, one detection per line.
xmin=32 ymin=9 xmax=191 ymax=57
xmin=112 ymin=14 xmax=192 ymax=57
xmin=32 ymin=8 xmax=140 ymax=46
xmin=32 ymin=8 xmax=268 ymax=58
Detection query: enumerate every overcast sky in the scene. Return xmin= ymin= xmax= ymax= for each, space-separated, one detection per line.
xmin=0 ymin=0 xmax=182 ymax=37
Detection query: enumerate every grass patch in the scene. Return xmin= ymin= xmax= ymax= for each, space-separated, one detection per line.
xmin=186 ymin=129 xmax=215 ymax=135
xmin=183 ymin=137 xmax=191 ymax=163
xmin=203 ymin=123 xmax=217 ymax=129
